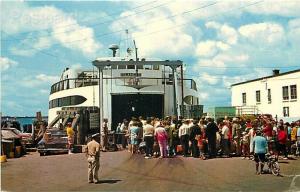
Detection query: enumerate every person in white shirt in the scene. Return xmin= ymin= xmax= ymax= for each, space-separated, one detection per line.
xmin=179 ymin=120 xmax=191 ymax=157
xmin=221 ymin=121 xmax=230 ymax=157
xmin=143 ymin=118 xmax=155 ymax=158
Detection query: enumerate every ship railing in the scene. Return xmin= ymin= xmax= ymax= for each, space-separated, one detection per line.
xmin=235 ymin=105 xmax=260 ymax=116
xmin=50 ymin=78 xmax=98 ymax=94
xmin=50 ymin=77 xmax=197 ymax=94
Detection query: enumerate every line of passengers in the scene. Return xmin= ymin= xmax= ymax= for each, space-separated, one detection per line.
xmin=115 ymin=115 xmax=300 ymax=160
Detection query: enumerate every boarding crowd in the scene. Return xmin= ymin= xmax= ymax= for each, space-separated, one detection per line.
xmin=114 ymin=115 xmax=300 ymax=160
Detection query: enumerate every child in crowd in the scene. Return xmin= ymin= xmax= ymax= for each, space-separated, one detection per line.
xmin=241 ymin=132 xmax=250 ymax=159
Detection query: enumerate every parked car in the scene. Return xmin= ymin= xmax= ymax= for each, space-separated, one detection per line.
xmin=1 ymin=127 xmax=30 ymax=138
xmin=37 ymin=128 xmax=68 ymax=156
xmin=1 ymin=127 xmax=33 ymax=146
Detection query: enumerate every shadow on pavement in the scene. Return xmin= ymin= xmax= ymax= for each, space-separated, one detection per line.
xmin=96 ymin=179 xmax=122 ymax=184
xmin=279 ymin=161 xmax=290 ymax=164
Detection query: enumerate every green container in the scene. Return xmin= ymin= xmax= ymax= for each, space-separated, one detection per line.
xmin=207 ymin=107 xmax=236 ymax=120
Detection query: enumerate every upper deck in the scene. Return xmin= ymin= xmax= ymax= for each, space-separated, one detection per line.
xmin=50 ymin=63 xmax=197 ymax=94
xmin=50 ymin=57 xmax=197 ymax=94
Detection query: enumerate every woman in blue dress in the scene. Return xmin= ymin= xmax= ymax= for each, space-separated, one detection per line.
xmin=130 ymin=121 xmax=140 ymax=154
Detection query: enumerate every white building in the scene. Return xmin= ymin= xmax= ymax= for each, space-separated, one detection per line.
xmin=231 ymin=69 xmax=300 ymax=122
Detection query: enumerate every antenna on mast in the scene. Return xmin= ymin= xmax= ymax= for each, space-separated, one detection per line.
xmin=125 ymin=29 xmax=129 ymax=57
xmin=133 ymin=40 xmax=138 ymax=61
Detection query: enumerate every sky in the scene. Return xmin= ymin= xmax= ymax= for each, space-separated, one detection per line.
xmin=1 ymin=0 xmax=300 ymax=117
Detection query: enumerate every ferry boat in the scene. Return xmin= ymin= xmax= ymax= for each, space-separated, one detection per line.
xmin=48 ymin=44 xmax=202 ymax=129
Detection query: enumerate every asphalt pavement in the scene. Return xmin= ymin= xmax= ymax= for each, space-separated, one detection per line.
xmin=1 ymin=151 xmax=300 ymax=192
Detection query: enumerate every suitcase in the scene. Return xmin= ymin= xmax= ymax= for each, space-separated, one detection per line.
xmin=176 ymin=145 xmax=183 ymax=153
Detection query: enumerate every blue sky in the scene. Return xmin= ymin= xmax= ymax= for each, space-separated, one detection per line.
xmin=1 ymin=0 xmax=300 ymax=116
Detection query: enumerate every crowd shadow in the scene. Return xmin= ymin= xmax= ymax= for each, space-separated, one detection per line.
xmin=96 ymin=179 xmax=122 ymax=184
xmin=278 ymin=161 xmax=289 ymax=164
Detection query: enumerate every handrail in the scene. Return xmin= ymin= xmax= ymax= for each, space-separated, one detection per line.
xmin=50 ymin=77 xmax=197 ymax=94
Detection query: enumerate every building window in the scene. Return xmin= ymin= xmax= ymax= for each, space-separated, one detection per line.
xmin=268 ymin=89 xmax=271 ymax=103
xmin=127 ymin=65 xmax=135 ymax=69
xmin=118 ymin=64 xmax=126 ymax=69
xmin=256 ymin=90 xmax=261 ymax=103
xmin=242 ymin=93 xmax=246 ymax=105
xmin=282 ymin=86 xmax=289 ymax=100
xmin=137 ymin=65 xmax=143 ymax=69
xmin=166 ymin=74 xmax=173 ymax=85
xmin=290 ymin=85 xmax=297 ymax=100
xmin=144 ymin=64 xmax=152 ymax=70
xmin=283 ymin=107 xmax=289 ymax=117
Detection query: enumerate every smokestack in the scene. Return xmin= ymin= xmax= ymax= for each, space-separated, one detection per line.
xmin=272 ymin=69 xmax=280 ymax=76
xmin=109 ymin=44 xmax=119 ymax=57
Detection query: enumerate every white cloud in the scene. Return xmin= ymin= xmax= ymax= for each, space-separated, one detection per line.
xmin=0 ymin=57 xmax=18 ymax=71
xmin=223 ymin=76 xmax=244 ymax=88
xmin=22 ymin=74 xmax=59 ymax=88
xmin=1 ymin=3 xmax=57 ymax=34
xmin=223 ymin=68 xmax=273 ymax=88
xmin=238 ymin=22 xmax=285 ymax=46
xmin=70 ymin=64 xmax=83 ymax=73
xmin=205 ymin=21 xmax=221 ymax=29
xmin=199 ymin=93 xmax=208 ymax=100
xmin=10 ymin=33 xmax=54 ymax=56
xmin=110 ymin=3 xmax=200 ymax=58
xmin=198 ymin=72 xmax=219 ymax=85
xmin=288 ymin=18 xmax=300 ymax=29
xmin=39 ymin=89 xmax=49 ymax=94
xmin=36 ymin=74 xmax=59 ymax=83
xmin=246 ymin=1 xmax=300 ymax=17
xmin=195 ymin=40 xmax=230 ymax=57
xmin=219 ymin=24 xmax=238 ymax=45
xmin=194 ymin=53 xmax=249 ymax=70
xmin=165 ymin=1 xmax=242 ymax=21
xmin=1 ymin=2 xmax=101 ymax=57
xmin=288 ymin=18 xmax=300 ymax=48
xmin=217 ymin=54 xmax=249 ymax=63
xmin=52 ymin=20 xmax=100 ymax=56
xmin=206 ymin=22 xmax=238 ymax=45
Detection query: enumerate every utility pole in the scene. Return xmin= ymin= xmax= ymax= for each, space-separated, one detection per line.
xmin=181 ymin=65 xmax=184 ymax=118
xmin=133 ymin=40 xmax=138 ymax=85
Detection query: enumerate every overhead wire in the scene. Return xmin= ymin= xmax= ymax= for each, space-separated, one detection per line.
xmin=118 ymin=0 xmax=264 ymax=43
xmin=1 ymin=31 xmax=59 ymax=59
xmin=2 ymin=0 xmax=284 ymax=70
xmin=1 ymin=1 xmax=219 ymax=51
xmin=4 ymin=0 xmax=265 ymax=54
xmin=185 ymin=65 xmax=300 ymax=69
xmin=1 ymin=1 xmax=159 ymax=40
xmin=1 ymin=0 xmax=173 ymax=42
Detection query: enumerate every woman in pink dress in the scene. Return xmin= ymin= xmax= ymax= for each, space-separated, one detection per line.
xmin=155 ymin=121 xmax=168 ymax=158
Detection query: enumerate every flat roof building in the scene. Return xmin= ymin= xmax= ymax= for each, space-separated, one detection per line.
xmin=231 ymin=69 xmax=300 ymax=122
